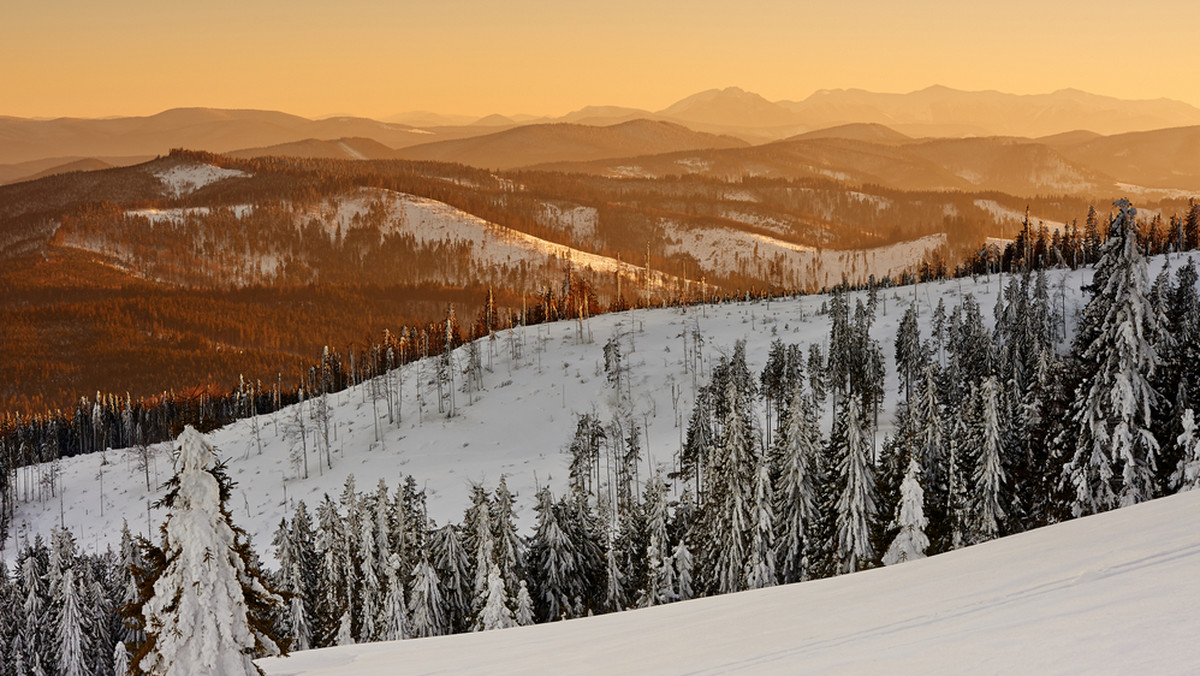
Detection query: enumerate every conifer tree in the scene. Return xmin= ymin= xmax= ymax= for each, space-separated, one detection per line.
xmin=529 ymin=487 xmax=575 ymax=622
xmin=967 ymin=378 xmax=1007 ymax=544
xmin=744 ymin=454 xmax=777 ymax=590
xmin=133 ymin=427 xmax=284 ymax=676
xmin=407 ymin=557 xmax=446 ymax=639
xmin=883 ymin=457 xmax=929 ymax=566
xmin=834 ymin=395 xmax=877 ymax=574
xmin=113 ymin=641 xmax=129 ymax=676
xmin=514 ymin=581 xmax=536 ymax=627
xmin=773 ymin=382 xmax=819 ymax=584
xmin=431 ymin=524 xmax=471 ymax=634
xmin=55 ymin=565 xmax=87 ymax=676
xmin=1171 ymin=409 xmax=1200 ymax=491
xmin=475 ymin=564 xmax=515 ymax=632
xmin=704 ymin=345 xmax=757 ymax=594
xmin=492 ymin=476 xmax=524 ymax=598
xmin=640 ymin=472 xmax=675 ymax=607
xmin=382 ymin=554 xmax=409 ymax=641
xmin=673 ymin=540 xmax=695 ymax=602
xmin=1064 ymin=200 xmax=1161 ymax=515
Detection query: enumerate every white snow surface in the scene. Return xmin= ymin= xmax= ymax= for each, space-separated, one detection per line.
xmin=973 ymin=199 xmax=1067 ymax=235
xmin=258 ymin=488 xmax=1200 ymax=675
xmin=155 ymin=163 xmax=247 ymax=197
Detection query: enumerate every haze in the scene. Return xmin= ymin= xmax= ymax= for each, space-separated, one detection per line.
xmin=3 ymin=0 xmax=1199 ymax=120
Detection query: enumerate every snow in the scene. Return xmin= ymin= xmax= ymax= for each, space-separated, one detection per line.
xmin=665 ymin=226 xmax=946 ymax=290
xmin=125 ymin=205 xmax=255 ymax=223
xmin=154 ymin=163 xmax=247 ymax=197
xmin=258 ymin=489 xmax=1200 ymax=675
xmin=974 ymin=199 xmax=1067 ymax=235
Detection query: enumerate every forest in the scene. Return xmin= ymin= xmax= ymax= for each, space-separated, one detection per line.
xmin=1 ymin=199 xmax=1198 ymax=674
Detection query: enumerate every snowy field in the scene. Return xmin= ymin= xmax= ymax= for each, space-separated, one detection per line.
xmin=154 ymin=163 xmax=247 ymax=197
xmin=258 ymin=488 xmax=1200 ymax=675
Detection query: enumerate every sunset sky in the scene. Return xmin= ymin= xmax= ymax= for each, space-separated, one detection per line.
xmin=4 ymin=0 xmax=1198 ymax=119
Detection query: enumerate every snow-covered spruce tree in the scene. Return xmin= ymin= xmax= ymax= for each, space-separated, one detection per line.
xmin=475 ymin=563 xmax=515 ymax=632
xmin=407 ymin=556 xmax=446 ymax=639
xmin=1063 ymin=200 xmax=1162 ymax=515
xmin=55 ymin=565 xmax=87 ymax=676
xmin=772 ymin=381 xmax=820 ymax=584
xmin=744 ymin=452 xmax=777 ymax=590
xmin=113 ymin=641 xmax=130 ymax=676
xmin=834 ymin=395 xmax=877 ymax=574
xmin=1171 ymin=409 xmax=1200 ymax=491
xmin=639 ymin=471 xmax=675 ymax=607
xmin=883 ymin=457 xmax=929 ymax=566
xmin=462 ymin=485 xmax=495 ymax=615
xmin=528 ymin=487 xmax=576 ymax=622
xmin=19 ymin=536 xmax=52 ymax=674
xmin=381 ymin=554 xmax=408 ymax=641
xmin=603 ymin=525 xmax=628 ymax=613
xmin=970 ymin=376 xmax=1007 ymax=543
xmin=514 ymin=581 xmax=536 ymax=627
xmin=895 ymin=303 xmax=925 ymax=403
xmin=492 ymin=476 xmax=525 ymax=599
xmin=132 ymin=427 xmax=284 ymax=676
xmin=431 ymin=524 xmax=472 ymax=634
xmin=314 ymin=494 xmax=348 ymax=647
xmin=703 ymin=344 xmax=758 ymax=594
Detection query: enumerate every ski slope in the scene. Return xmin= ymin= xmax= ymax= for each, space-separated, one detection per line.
xmin=259 ymin=488 xmax=1200 ymax=675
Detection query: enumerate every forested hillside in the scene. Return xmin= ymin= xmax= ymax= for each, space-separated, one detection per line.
xmin=1 ymin=199 xmax=1197 ymax=673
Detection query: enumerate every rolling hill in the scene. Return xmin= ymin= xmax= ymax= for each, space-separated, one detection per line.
xmin=395 ymin=119 xmax=749 ymax=170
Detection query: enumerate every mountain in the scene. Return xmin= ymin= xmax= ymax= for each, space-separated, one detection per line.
xmin=534 ymin=124 xmax=1198 ymax=197
xmin=779 ymin=85 xmax=1200 ymax=138
xmin=657 ymin=86 xmax=802 ymax=128
xmin=790 ymin=122 xmax=912 ymax=144
xmin=225 ymin=137 xmax=404 ymax=160
xmin=261 ymin=489 xmax=1200 ymax=674
xmin=396 ymin=119 xmax=749 ymax=169
xmin=0 ymin=108 xmax=452 ymax=165
xmin=1053 ymin=125 xmax=1200 ymax=192
xmin=0 ymin=154 xmax=151 ymax=185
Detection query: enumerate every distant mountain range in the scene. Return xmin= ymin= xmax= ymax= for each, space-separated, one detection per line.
xmin=393 ymin=120 xmax=748 ymax=170
xmin=532 ymin=124 xmax=1200 ymax=196
xmin=3 ymin=86 xmax=1199 ymax=193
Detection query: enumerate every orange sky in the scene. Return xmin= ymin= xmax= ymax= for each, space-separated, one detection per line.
xmin=3 ymin=0 xmax=1198 ymax=119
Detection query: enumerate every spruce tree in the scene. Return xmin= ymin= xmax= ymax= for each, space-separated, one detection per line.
xmin=382 ymin=554 xmax=408 ymax=641
xmin=407 ymin=557 xmax=446 ymax=639
xmin=1064 ymin=200 xmax=1161 ymax=515
xmin=475 ymin=564 xmax=515 ymax=631
xmin=834 ymin=395 xmax=877 ymax=574
xmin=772 ymin=383 xmax=820 ymax=584
xmin=132 ymin=427 xmax=284 ymax=676
xmin=55 ymin=566 xmax=87 ymax=676
xmin=514 ymin=581 xmax=536 ymax=627
xmin=1171 ymin=409 xmax=1200 ymax=491
xmin=970 ymin=377 xmax=1007 ymax=542
xmin=744 ymin=454 xmax=777 ymax=589
xmin=883 ymin=457 xmax=929 ymax=566
xmin=431 ymin=524 xmax=471 ymax=634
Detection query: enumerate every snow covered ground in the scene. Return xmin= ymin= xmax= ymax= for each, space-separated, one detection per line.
xmin=154 ymin=163 xmax=247 ymax=197
xmin=258 ymin=488 xmax=1200 ymax=675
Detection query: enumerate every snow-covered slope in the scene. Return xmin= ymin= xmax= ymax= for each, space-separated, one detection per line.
xmin=258 ymin=488 xmax=1200 ymax=675
xmin=6 ymin=255 xmax=1196 ymax=559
